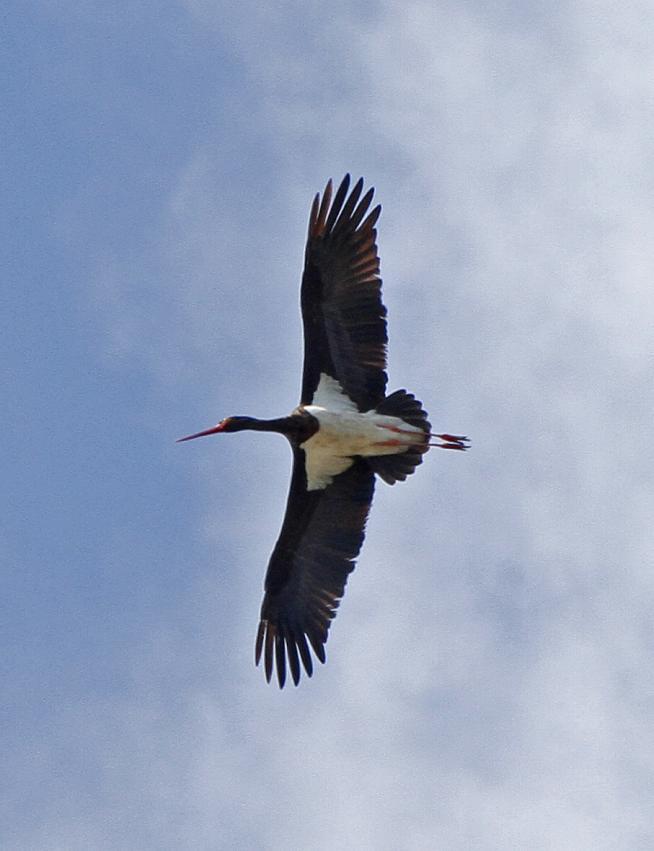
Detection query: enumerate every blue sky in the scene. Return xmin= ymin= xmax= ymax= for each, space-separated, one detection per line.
xmin=4 ymin=1 xmax=654 ymax=848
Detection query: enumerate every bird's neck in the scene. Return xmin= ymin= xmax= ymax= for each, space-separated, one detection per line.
xmin=247 ymin=417 xmax=297 ymax=433
xmin=245 ymin=413 xmax=318 ymax=443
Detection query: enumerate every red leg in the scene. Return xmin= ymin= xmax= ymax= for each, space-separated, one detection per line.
xmin=429 ymin=434 xmax=469 ymax=450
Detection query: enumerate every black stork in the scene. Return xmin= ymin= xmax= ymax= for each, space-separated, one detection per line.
xmin=179 ymin=175 xmax=468 ymax=687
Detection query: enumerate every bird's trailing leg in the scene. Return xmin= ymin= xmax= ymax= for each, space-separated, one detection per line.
xmin=373 ymin=423 xmax=429 ymax=449
xmin=429 ymin=433 xmax=469 ymax=450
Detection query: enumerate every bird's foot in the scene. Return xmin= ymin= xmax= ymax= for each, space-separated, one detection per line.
xmin=429 ymin=433 xmax=469 ymax=450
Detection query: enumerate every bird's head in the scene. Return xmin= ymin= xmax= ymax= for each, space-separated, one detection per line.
xmin=177 ymin=416 xmax=257 ymax=442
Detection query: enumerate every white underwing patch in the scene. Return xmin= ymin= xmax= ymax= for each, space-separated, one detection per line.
xmin=310 ymin=373 xmax=359 ymax=413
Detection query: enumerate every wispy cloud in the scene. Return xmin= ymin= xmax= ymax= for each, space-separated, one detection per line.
xmin=6 ymin=1 xmax=654 ymax=848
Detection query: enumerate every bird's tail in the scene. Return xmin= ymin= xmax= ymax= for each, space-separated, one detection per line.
xmin=366 ymin=390 xmax=431 ymax=485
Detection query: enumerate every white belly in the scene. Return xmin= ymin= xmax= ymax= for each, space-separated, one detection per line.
xmin=301 ymin=406 xmax=424 ymax=491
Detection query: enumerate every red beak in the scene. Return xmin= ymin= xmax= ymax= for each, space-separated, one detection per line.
xmin=177 ymin=422 xmax=226 ymax=443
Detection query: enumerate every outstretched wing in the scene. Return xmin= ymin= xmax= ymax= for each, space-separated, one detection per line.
xmin=255 ymin=448 xmax=375 ymax=687
xmin=300 ymin=175 xmax=388 ymax=411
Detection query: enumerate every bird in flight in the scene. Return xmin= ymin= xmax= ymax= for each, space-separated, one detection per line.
xmin=179 ymin=175 xmax=468 ymax=687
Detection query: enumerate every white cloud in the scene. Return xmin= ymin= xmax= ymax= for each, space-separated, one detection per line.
xmin=11 ymin=2 xmax=654 ymax=849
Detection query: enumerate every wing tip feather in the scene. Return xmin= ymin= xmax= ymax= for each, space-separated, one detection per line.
xmin=324 ymin=174 xmax=352 ymax=232
xmin=255 ymin=619 xmax=326 ymax=688
xmin=314 ymin=179 xmax=334 ymax=235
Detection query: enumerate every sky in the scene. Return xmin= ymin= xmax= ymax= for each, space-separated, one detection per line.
xmin=4 ymin=1 xmax=654 ymax=848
